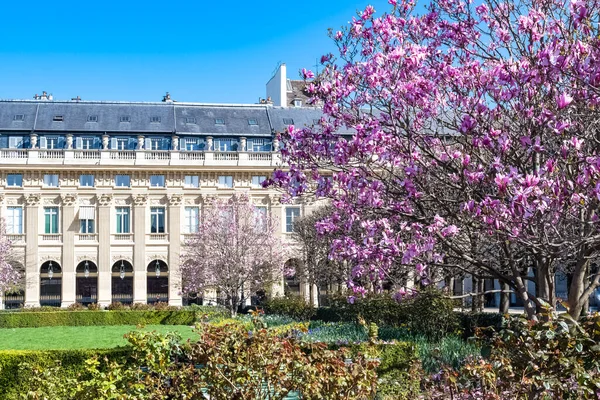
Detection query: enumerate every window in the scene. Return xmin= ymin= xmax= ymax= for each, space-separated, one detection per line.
xmin=248 ymin=119 xmax=258 ymax=126
xmin=13 ymin=114 xmax=24 ymax=121
xmin=183 ymin=138 xmax=205 ymax=151
xmin=184 ymin=175 xmax=199 ymax=188
xmin=115 ymin=175 xmax=130 ymax=187
xmin=285 ymin=207 xmax=301 ymax=233
xmin=214 ymin=138 xmax=238 ymax=151
xmin=150 ymin=138 xmax=162 ymax=150
xmin=185 ymin=117 xmax=196 ymax=124
xmin=150 ymin=208 xmax=165 ymax=233
xmin=120 ymin=116 xmax=131 ymax=123
xmin=116 ymin=138 xmax=128 ymax=150
xmin=80 ymin=219 xmax=95 ymax=233
xmin=44 ymin=207 xmax=59 ymax=234
xmin=6 ymin=207 xmax=23 ymax=234
xmin=7 ymin=174 xmax=22 ymax=187
xmin=283 ymin=118 xmax=294 ymax=125
xmin=150 ymin=175 xmax=165 ymax=187
xmin=53 ymin=115 xmax=63 ymax=122
xmin=81 ymin=137 xmax=94 ymax=149
xmin=218 ymin=175 xmax=233 ymax=188
xmin=46 ymin=137 xmax=59 ymax=149
xmin=79 ymin=174 xmax=94 ymax=187
xmin=254 ymin=206 xmax=267 ymax=231
xmin=8 ymin=136 xmax=24 ymax=149
xmin=87 ymin=115 xmax=98 ymax=122
xmin=116 ymin=207 xmax=130 ymax=233
xmin=293 ymin=99 xmax=302 ymax=107
xmin=79 ymin=206 xmax=95 ymax=234
xmin=150 ymin=116 xmax=161 ymax=123
xmin=215 ymin=118 xmax=225 ymax=125
xmin=184 ymin=207 xmax=199 ymax=233
xmin=43 ymin=174 xmax=59 ymax=187
xmin=248 ymin=138 xmax=271 ymax=152
xmin=251 ymin=175 xmax=266 ymax=187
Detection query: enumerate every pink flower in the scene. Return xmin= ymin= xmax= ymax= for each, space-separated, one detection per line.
xmin=557 ymin=92 xmax=573 ymax=109
xmin=301 ymin=68 xmax=314 ymax=79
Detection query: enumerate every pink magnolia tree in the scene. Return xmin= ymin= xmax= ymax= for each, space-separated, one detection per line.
xmin=269 ymin=0 xmax=600 ymax=319
xmin=181 ymin=194 xmax=288 ymax=316
xmin=0 ymin=221 xmax=19 ymax=296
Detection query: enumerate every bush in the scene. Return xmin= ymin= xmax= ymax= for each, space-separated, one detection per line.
xmin=262 ymin=295 xmax=316 ymax=320
xmin=86 ymin=303 xmax=102 ymax=311
xmin=375 ymin=342 xmax=423 ymax=400
xmin=0 ymin=348 xmax=130 ymax=399
xmin=322 ymin=293 xmax=403 ymax=326
xmin=67 ymin=303 xmax=86 ymax=311
xmin=0 ymin=310 xmax=197 ymax=328
xmin=458 ymin=312 xmax=504 ymax=338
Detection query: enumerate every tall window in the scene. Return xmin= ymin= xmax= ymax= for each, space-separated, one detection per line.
xmin=184 ymin=207 xmax=199 ymax=233
xmin=116 ymin=138 xmax=128 ymax=150
xmin=46 ymin=137 xmax=59 ymax=149
xmin=43 ymin=174 xmax=59 ymax=187
xmin=150 ymin=138 xmax=162 ymax=150
xmin=285 ymin=207 xmax=301 ymax=233
xmin=80 ymin=219 xmax=95 ymax=233
xmin=115 ymin=175 xmax=130 ymax=187
xmin=218 ymin=175 xmax=233 ymax=188
xmin=150 ymin=175 xmax=165 ymax=187
xmin=248 ymin=138 xmax=272 ymax=152
xmin=251 ymin=175 xmax=266 ymax=188
xmin=44 ymin=207 xmax=59 ymax=234
xmin=7 ymin=174 xmax=22 ymax=187
xmin=184 ymin=175 xmax=199 ymax=188
xmin=214 ymin=138 xmax=238 ymax=151
xmin=150 ymin=208 xmax=165 ymax=233
xmin=81 ymin=137 xmax=94 ymax=149
xmin=6 ymin=207 xmax=23 ymax=234
xmin=116 ymin=208 xmax=130 ymax=233
xmin=79 ymin=174 xmax=94 ymax=187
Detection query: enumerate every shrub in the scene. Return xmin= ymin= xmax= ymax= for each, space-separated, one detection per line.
xmin=0 ymin=348 xmax=130 ymax=399
xmin=86 ymin=303 xmax=101 ymax=311
xmin=107 ymin=302 xmax=128 ymax=310
xmin=67 ymin=303 xmax=86 ymax=311
xmin=400 ymin=288 xmax=459 ymax=340
xmin=185 ymin=304 xmax=230 ymax=320
xmin=458 ymin=312 xmax=504 ymax=339
xmin=374 ymin=342 xmax=423 ymax=400
xmin=323 ymin=293 xmax=403 ymax=326
xmin=0 ymin=310 xmax=197 ymax=328
xmin=432 ymin=311 xmax=600 ymax=399
xmin=262 ymin=295 xmax=316 ymax=320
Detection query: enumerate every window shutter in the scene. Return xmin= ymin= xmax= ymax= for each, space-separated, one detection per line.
xmin=128 ymin=137 xmax=137 ymax=150
xmin=75 ymin=137 xmax=83 ymax=149
xmin=39 ymin=137 xmax=47 ymax=149
xmin=93 ymin=137 xmax=101 ymax=149
xmin=110 ymin=138 xmax=117 ymax=150
xmin=57 ymin=136 xmax=66 ymax=149
xmin=144 ymin=138 xmax=151 ymax=150
xmin=162 ymin=137 xmax=171 ymax=150
xmin=0 ymin=136 xmax=8 ymax=148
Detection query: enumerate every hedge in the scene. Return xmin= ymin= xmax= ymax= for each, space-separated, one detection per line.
xmin=0 ymin=310 xmax=198 ymax=328
xmin=0 ymin=348 xmax=131 ymax=399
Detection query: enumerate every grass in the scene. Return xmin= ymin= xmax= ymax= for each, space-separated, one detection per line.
xmin=0 ymin=325 xmax=197 ymax=350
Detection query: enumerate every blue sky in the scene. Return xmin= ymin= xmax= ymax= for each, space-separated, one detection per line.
xmin=0 ymin=0 xmax=393 ymax=104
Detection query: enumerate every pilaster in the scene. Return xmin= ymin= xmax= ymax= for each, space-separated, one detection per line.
xmin=24 ymin=194 xmax=40 ymax=307
xmin=60 ymin=193 xmax=77 ymax=307
xmin=133 ymin=194 xmax=147 ymax=303
xmin=97 ymin=194 xmax=113 ymax=307
xmin=167 ymin=194 xmax=183 ymax=306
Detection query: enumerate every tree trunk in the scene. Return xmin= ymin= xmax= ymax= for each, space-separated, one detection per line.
xmin=568 ymin=259 xmax=589 ymax=319
xmin=499 ymin=282 xmax=510 ymax=314
xmin=471 ymin=277 xmax=482 ymax=312
xmin=535 ymin=258 xmax=555 ymax=312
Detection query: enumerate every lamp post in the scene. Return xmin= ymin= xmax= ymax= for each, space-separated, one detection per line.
xmin=84 ymin=260 xmax=90 ymax=278
xmin=48 ymin=261 xmax=54 ymax=280
xmin=155 ymin=260 xmax=161 ymax=278
xmin=120 ymin=260 xmax=125 ymax=280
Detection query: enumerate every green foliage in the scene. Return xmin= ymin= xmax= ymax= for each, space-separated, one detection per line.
xmin=374 ymin=342 xmax=423 ymax=400
xmin=21 ymin=324 xmax=378 ymax=400
xmin=324 ymin=293 xmax=403 ymax=326
xmin=263 ymin=295 xmax=316 ymax=321
xmin=434 ymin=311 xmax=600 ymax=399
xmin=458 ymin=312 xmax=504 ymax=338
xmin=0 ymin=348 xmax=130 ymax=399
xmin=0 ymin=310 xmax=197 ymax=328
xmin=184 ymin=304 xmax=230 ymax=320
xmin=303 ymin=321 xmax=369 ymax=344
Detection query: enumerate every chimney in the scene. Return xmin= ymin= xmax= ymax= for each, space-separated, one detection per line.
xmin=71 ymin=96 xmax=82 ymax=101
xmin=266 ymin=63 xmax=287 ymax=107
xmin=162 ymin=92 xmax=173 ymax=102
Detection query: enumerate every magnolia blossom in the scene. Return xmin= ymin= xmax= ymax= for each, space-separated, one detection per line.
xmin=268 ymin=0 xmax=600 ymax=319
xmin=0 ymin=222 xmax=18 ymax=294
xmin=181 ymin=194 xmax=288 ymax=316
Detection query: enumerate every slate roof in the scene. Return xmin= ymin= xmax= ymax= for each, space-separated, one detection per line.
xmin=0 ymin=100 xmax=326 ymax=137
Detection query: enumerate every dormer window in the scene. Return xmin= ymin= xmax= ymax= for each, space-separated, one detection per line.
xmin=283 ymin=118 xmax=294 ymax=125
xmin=185 ymin=117 xmax=196 ymax=124
xmin=87 ymin=115 xmax=98 ymax=122
xmin=293 ymin=99 xmax=302 ymax=107
xmin=150 ymin=116 xmax=161 ymax=123
xmin=215 ymin=118 xmax=225 ymax=125
xmin=53 ymin=115 xmax=64 ymax=122
xmin=13 ymin=114 xmax=24 ymax=121
xmin=120 ymin=116 xmax=131 ymax=123
xmin=248 ymin=119 xmax=258 ymax=126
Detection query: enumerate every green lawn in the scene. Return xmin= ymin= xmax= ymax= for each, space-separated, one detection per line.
xmin=0 ymin=325 xmax=197 ymax=350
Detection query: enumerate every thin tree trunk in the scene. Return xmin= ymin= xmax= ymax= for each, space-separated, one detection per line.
xmin=499 ymin=282 xmax=510 ymax=313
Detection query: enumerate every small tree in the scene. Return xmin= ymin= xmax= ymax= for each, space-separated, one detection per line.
xmin=0 ymin=221 xmax=19 ymax=300
xmin=182 ymin=194 xmax=288 ymax=316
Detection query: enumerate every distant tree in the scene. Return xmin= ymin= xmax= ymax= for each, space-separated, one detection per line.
xmin=181 ymin=194 xmax=288 ymax=316
xmin=0 ymin=221 xmax=19 ymax=299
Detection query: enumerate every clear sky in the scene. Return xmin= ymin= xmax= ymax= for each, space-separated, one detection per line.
xmin=0 ymin=0 xmax=393 ymax=104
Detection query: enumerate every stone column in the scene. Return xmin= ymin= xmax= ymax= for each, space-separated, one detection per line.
xmin=24 ymin=194 xmax=41 ymax=307
xmin=60 ymin=194 xmax=77 ymax=307
xmin=97 ymin=194 xmax=113 ymax=307
xmin=133 ymin=194 xmax=148 ymax=303
xmin=269 ymin=194 xmax=285 ymax=297
xmin=167 ymin=194 xmax=183 ymax=306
